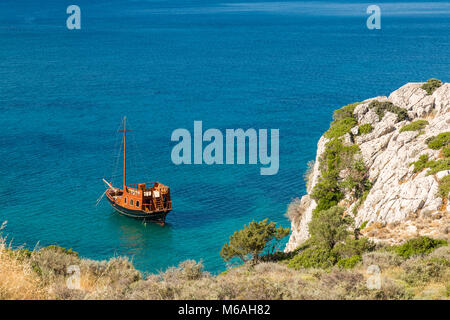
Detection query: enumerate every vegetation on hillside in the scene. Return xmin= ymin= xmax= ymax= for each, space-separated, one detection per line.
xmin=220 ymin=219 xmax=289 ymax=264
xmin=368 ymin=100 xmax=408 ymax=122
xmin=400 ymin=120 xmax=429 ymax=133
xmin=332 ymin=102 xmax=361 ymax=121
xmin=421 ymin=78 xmax=442 ymax=95
xmin=358 ymin=123 xmax=373 ymax=135
xmin=311 ymin=137 xmax=370 ymax=213
xmin=426 ymin=132 xmax=450 ymax=150
xmin=324 ymin=117 xmax=357 ymax=139
xmin=311 ymin=138 xmax=363 ymax=212
xmin=410 ymin=132 xmax=450 ymax=193
xmin=1 ymin=217 xmax=448 ymax=300
xmin=324 ymin=102 xmax=362 ymax=139
xmin=438 ymin=175 xmax=450 ymax=199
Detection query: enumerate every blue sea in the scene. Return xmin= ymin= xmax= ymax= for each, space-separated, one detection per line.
xmin=0 ymin=0 xmax=449 ymax=273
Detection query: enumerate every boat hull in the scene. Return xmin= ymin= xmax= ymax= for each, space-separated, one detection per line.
xmin=107 ymin=196 xmax=169 ymax=225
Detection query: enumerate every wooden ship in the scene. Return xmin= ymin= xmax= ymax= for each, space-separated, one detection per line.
xmin=103 ymin=117 xmax=172 ymax=225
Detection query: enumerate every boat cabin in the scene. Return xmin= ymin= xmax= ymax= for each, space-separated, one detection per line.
xmin=106 ymin=182 xmax=172 ymax=213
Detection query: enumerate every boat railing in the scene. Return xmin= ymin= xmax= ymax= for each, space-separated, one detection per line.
xmin=125 ymin=183 xmax=156 ymax=190
xmin=125 ymin=183 xmax=169 ymax=194
xmin=127 ymin=188 xmax=141 ymax=196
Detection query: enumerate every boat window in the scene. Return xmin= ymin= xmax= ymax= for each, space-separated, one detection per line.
xmin=130 ymin=199 xmax=134 ymax=206
xmin=124 ymin=197 xmax=127 ymax=204
xmin=136 ymin=201 xmax=139 ymax=207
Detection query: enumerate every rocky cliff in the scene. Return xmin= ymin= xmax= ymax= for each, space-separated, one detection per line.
xmin=285 ymin=80 xmax=449 ymax=252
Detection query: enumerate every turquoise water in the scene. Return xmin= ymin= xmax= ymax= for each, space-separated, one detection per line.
xmin=0 ymin=0 xmax=449 ymax=273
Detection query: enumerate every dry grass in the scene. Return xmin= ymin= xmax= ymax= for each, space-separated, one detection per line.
xmin=0 ymin=232 xmax=49 ymax=299
xmin=285 ymin=197 xmax=309 ymax=226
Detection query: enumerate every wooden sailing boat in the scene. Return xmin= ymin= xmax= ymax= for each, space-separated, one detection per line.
xmin=103 ymin=117 xmax=172 ymax=225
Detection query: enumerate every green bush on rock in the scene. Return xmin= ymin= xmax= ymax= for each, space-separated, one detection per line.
xmin=426 ymin=158 xmax=450 ymax=175
xmin=324 ymin=117 xmax=357 ymax=139
xmin=421 ymin=78 xmax=442 ymax=95
xmin=411 ymin=154 xmax=430 ymax=173
xmin=368 ymin=100 xmax=408 ymax=122
xmin=332 ymin=102 xmax=360 ymax=121
xmin=426 ymin=132 xmax=450 ymax=150
xmin=359 ymin=221 xmax=368 ymax=230
xmin=443 ymin=146 xmax=450 ymax=158
xmin=410 ymin=154 xmax=450 ymax=175
xmin=311 ymin=138 xmax=361 ymax=212
xmin=311 ymin=175 xmax=344 ymax=212
xmin=438 ymin=175 xmax=450 ymax=199
xmin=358 ymin=123 xmax=373 ymax=135
xmin=400 ymin=120 xmax=429 ymax=133
xmin=340 ymin=159 xmax=372 ymax=201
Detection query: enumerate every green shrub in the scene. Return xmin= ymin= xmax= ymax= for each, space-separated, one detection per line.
xmin=340 ymin=159 xmax=371 ymax=200
xmin=400 ymin=120 xmax=429 ymax=133
xmin=426 ymin=132 xmax=450 ymax=150
xmin=438 ymin=175 xmax=450 ymax=199
xmin=402 ymin=257 xmax=449 ymax=285
xmin=410 ymin=154 xmax=450 ymax=175
xmin=410 ymin=154 xmax=430 ymax=173
xmin=220 ymin=219 xmax=290 ymax=263
xmin=324 ymin=117 xmax=358 ymax=139
xmin=426 ymin=158 xmax=450 ymax=175
xmin=421 ymin=78 xmax=442 ymax=95
xmin=312 ymin=138 xmax=360 ymax=212
xmin=358 ymin=123 xmax=373 ymax=135
xmin=311 ymin=175 xmax=344 ymax=212
xmin=319 ymin=139 xmax=360 ymax=175
xmin=443 ymin=146 xmax=450 ymax=158
xmin=333 ymin=238 xmax=376 ymax=259
xmin=44 ymin=245 xmax=78 ymax=257
xmin=360 ymin=221 xmax=368 ymax=230
xmin=287 ymin=247 xmax=338 ymax=270
xmin=393 ymin=236 xmax=447 ymax=259
xmin=337 ymin=255 xmax=362 ymax=269
xmin=333 ymin=102 xmax=360 ymax=121
xmin=308 ymin=206 xmax=353 ymax=250
xmin=368 ymin=100 xmax=408 ymax=122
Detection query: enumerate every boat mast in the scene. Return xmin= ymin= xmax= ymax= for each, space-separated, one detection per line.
xmin=119 ymin=116 xmax=131 ymax=190
xmin=123 ymin=116 xmax=127 ymax=189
